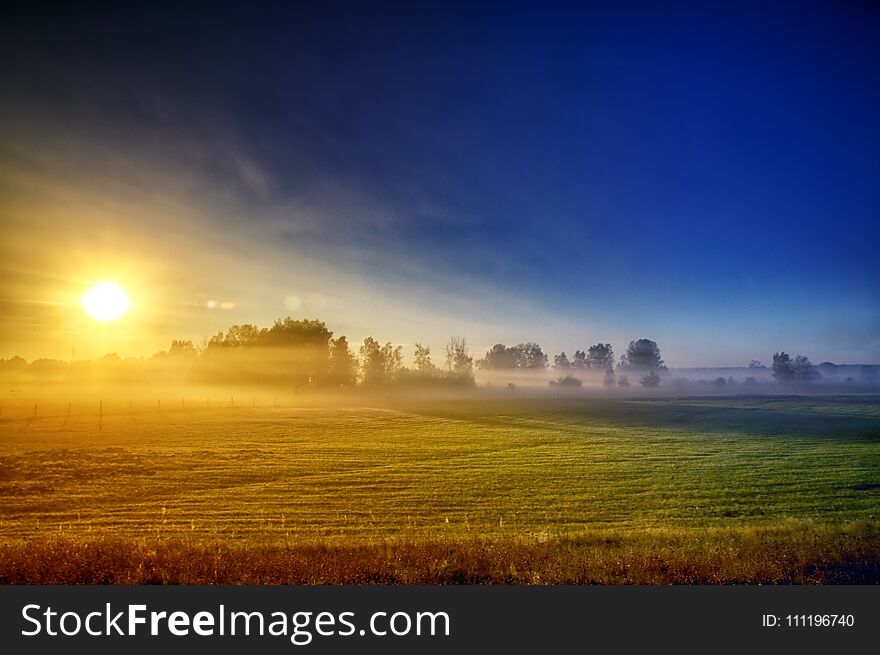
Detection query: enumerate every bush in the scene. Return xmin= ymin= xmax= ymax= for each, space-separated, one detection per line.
xmin=550 ymin=375 xmax=582 ymax=387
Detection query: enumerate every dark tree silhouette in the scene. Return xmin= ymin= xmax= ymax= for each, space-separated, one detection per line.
xmin=640 ymin=371 xmax=661 ymax=387
xmin=772 ymin=352 xmax=793 ymax=380
xmin=479 ymin=343 xmax=546 ymax=369
xmin=586 ymin=343 xmax=614 ymax=370
xmin=480 ymin=344 xmax=518 ymax=369
xmin=619 ymin=339 xmax=664 ymax=371
xmin=772 ymin=352 xmax=818 ymax=382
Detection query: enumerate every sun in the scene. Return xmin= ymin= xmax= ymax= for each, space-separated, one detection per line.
xmin=81 ymin=281 xmax=131 ymax=321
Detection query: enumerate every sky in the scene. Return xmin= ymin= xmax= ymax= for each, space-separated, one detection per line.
xmin=1 ymin=1 xmax=878 ymax=366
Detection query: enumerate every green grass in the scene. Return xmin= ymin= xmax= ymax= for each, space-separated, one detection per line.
xmin=1 ymin=393 xmax=878 ymax=582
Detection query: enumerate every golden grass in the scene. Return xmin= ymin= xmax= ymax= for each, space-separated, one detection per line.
xmin=1 ymin=520 xmax=877 ymax=584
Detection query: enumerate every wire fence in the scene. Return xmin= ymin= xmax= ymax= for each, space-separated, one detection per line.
xmin=0 ymin=394 xmax=290 ymax=433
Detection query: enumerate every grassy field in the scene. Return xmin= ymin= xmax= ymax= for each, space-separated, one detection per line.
xmin=1 ymin=393 xmax=878 ymax=582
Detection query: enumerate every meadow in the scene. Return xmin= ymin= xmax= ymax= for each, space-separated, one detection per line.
xmin=1 ymin=392 xmax=878 ymax=583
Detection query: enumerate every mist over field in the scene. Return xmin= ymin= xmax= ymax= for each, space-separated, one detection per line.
xmin=2 ymin=316 xmax=877 ymax=403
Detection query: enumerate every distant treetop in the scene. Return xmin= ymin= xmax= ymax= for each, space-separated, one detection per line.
xmin=618 ymin=339 xmax=664 ymax=372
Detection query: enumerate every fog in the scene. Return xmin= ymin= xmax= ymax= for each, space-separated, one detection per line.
xmin=1 ymin=348 xmax=877 ymax=421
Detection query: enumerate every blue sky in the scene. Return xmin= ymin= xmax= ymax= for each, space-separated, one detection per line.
xmin=1 ymin=2 xmax=878 ymax=365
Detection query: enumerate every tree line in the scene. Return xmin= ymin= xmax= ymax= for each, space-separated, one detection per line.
xmin=139 ymin=321 xmax=671 ymax=388
xmin=160 ymin=318 xmax=476 ymax=388
xmin=0 ymin=315 xmax=842 ymax=389
xmin=478 ymin=338 xmax=666 ymax=388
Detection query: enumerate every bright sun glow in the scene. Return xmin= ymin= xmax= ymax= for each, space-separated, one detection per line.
xmin=81 ymin=281 xmax=131 ymax=321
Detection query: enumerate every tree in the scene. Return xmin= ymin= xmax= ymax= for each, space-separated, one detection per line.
xmin=329 ymin=336 xmax=357 ymax=387
xmin=619 ymin=339 xmax=664 ymax=371
xmin=479 ymin=344 xmax=518 ymax=369
xmin=571 ymin=350 xmax=587 ymax=369
xmin=161 ymin=340 xmax=198 ymax=373
xmin=444 ymin=337 xmax=473 ymax=376
xmin=262 ymin=318 xmax=332 ymax=348
xmin=169 ymin=339 xmax=197 ymax=356
xmin=586 ymin=343 xmax=614 ymax=370
xmin=772 ymin=352 xmax=818 ymax=383
xmin=512 ymin=342 xmax=548 ymax=369
xmin=413 ymin=343 xmax=437 ymax=374
xmin=640 ymin=371 xmax=661 ymax=387
xmin=772 ymin=352 xmax=793 ymax=380
xmin=748 ymin=360 xmax=765 ymax=369
xmin=201 ymin=324 xmax=251 ymax=349
xmin=792 ymin=355 xmax=819 ymax=382
xmin=478 ymin=342 xmax=546 ymax=370
xmin=164 ymin=340 xmax=197 ymax=365
xmin=360 ymin=337 xmax=402 ymax=386
xmin=197 ymin=318 xmax=335 ymax=386
xmin=553 ymin=352 xmax=571 ymax=369
xmin=603 ymin=369 xmax=616 ymax=386
xmin=222 ymin=324 xmax=262 ymax=348
xmin=261 ymin=318 xmax=335 ymax=386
